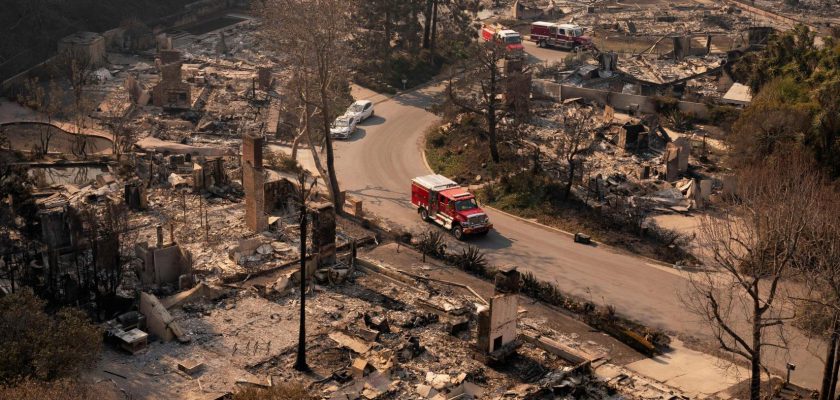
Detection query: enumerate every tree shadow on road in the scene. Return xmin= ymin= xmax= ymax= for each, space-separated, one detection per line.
xmin=391 ymin=85 xmax=444 ymax=109
xmin=347 ymin=184 xmax=413 ymax=210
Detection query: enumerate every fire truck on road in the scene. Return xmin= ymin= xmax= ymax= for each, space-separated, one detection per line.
xmin=411 ymin=174 xmax=492 ymax=240
xmin=480 ymin=23 xmax=525 ymax=59
xmin=529 ymin=21 xmax=592 ymax=51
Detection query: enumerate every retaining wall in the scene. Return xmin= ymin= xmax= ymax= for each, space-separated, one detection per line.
xmin=533 ymin=79 xmax=710 ymax=119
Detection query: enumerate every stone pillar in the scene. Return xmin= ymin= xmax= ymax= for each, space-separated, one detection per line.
xmin=243 ymin=133 xmax=267 ymax=232
xmin=257 ymin=67 xmax=272 ymax=91
xmin=156 ymin=225 xmax=164 ymax=248
xmin=311 ymin=203 xmax=336 ymax=266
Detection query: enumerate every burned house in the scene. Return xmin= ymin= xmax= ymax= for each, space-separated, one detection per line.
xmin=511 ymin=0 xmax=564 ymax=20
xmin=134 ymin=226 xmax=193 ymax=290
xmin=58 ymin=32 xmax=106 ymax=67
xmin=192 ymin=157 xmax=229 ymax=192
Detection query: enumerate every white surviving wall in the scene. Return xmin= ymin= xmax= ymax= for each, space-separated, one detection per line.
xmin=532 ymin=79 xmax=710 ymax=119
xmin=488 ymin=294 xmax=518 ymax=352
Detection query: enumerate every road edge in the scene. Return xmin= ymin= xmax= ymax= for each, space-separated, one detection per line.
xmin=420 ymin=137 xmax=682 ymax=271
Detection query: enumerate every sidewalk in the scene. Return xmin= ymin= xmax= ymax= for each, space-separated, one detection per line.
xmin=624 ymin=339 xmax=747 ymax=398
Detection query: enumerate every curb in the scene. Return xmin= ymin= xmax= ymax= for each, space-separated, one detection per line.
xmin=356 ymin=75 xmax=450 ymax=107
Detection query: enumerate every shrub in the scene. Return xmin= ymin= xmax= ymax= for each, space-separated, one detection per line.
xmin=706 ymin=104 xmax=740 ymax=127
xmin=429 ymin=130 xmax=447 ymax=148
xmin=0 ymin=292 xmax=102 ymax=383
xmin=264 ymin=149 xmax=302 ymax=173
xmin=450 ymin=246 xmax=489 ymax=277
xmin=416 ymin=230 xmax=446 ymax=258
xmin=651 ymin=96 xmax=680 ymax=114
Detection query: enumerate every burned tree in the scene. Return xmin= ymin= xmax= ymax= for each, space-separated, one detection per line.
xmin=554 ymin=105 xmax=597 ymax=200
xmin=796 ymin=191 xmax=840 ymax=400
xmin=17 ymin=78 xmax=64 ymax=158
xmin=100 ymin=88 xmax=137 ymax=160
xmin=292 ymin=170 xmax=318 ymax=371
xmin=684 ymin=154 xmax=820 ymax=400
xmin=447 ymin=40 xmax=509 ymax=163
xmin=55 ymin=45 xmax=97 ymax=159
xmin=257 ymin=0 xmax=352 ymax=213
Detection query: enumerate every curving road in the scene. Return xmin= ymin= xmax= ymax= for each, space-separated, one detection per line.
xmin=311 ymin=49 xmax=823 ymax=388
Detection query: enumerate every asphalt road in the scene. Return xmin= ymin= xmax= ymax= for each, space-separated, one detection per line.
xmin=296 ymin=49 xmax=825 ymax=388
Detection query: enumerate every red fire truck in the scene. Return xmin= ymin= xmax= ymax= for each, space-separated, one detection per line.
xmin=411 ymin=174 xmax=492 ymax=240
xmin=529 ymin=22 xmax=592 ymax=50
xmin=480 ymin=23 xmax=525 ymax=59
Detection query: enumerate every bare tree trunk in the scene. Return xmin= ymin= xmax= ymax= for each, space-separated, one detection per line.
xmin=319 ymin=80 xmax=342 ymax=214
xmin=821 ymin=324 xmax=838 ymax=400
xmin=750 ymin=298 xmax=762 ymax=400
xmin=383 ymin=8 xmax=392 ymax=52
xmin=564 ymin=159 xmax=575 ymax=199
xmin=294 ymin=203 xmax=308 ymax=371
xmin=291 ymin=132 xmax=304 ymax=161
xmin=422 ymin=0 xmax=433 ymax=49
xmin=430 ymin=0 xmax=439 ymax=61
xmin=303 ymin=105 xmax=328 ymax=184
xmin=829 ymin=343 xmax=840 ymax=400
xmin=487 ymin=65 xmax=500 ymax=163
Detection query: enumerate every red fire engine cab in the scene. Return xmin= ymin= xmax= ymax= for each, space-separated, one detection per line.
xmin=411 ymin=174 xmax=492 ymax=240
xmin=480 ymin=23 xmax=525 ymax=59
xmin=529 ymin=21 xmax=592 ymax=50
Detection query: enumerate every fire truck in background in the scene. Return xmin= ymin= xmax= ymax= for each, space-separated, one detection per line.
xmin=411 ymin=174 xmax=492 ymax=240
xmin=480 ymin=23 xmax=525 ymax=59
xmin=529 ymin=21 xmax=592 ymax=51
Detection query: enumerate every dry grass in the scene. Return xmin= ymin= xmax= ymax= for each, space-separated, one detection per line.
xmin=0 ymin=379 xmax=119 ymax=400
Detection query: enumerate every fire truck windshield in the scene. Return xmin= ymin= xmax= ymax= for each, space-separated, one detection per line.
xmin=572 ymin=28 xmax=583 ymax=37
xmin=454 ymin=198 xmax=478 ymax=211
xmin=504 ymin=36 xmax=522 ymax=44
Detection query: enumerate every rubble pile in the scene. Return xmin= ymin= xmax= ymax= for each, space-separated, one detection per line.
xmin=576 ymin=0 xmax=756 ymax=38
xmin=526 ymin=100 xmax=726 ymax=215
xmin=615 ymin=55 xmax=725 ymax=86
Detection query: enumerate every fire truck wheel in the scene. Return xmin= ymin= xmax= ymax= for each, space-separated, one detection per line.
xmin=538 ymin=40 xmax=545 ymax=48
xmin=452 ymin=225 xmax=464 ymax=241
xmin=419 ymin=208 xmax=429 ymax=221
